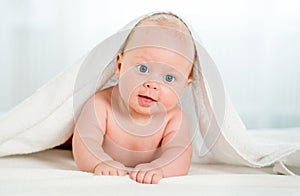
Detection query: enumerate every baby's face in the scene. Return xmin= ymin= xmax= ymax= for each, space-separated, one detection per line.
xmin=115 ymin=46 xmax=192 ymax=115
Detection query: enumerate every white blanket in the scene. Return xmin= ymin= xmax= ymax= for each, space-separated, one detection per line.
xmin=0 ymin=12 xmax=300 ymax=175
xmin=0 ymin=143 xmax=299 ymax=196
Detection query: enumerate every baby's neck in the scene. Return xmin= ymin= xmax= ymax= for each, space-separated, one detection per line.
xmin=128 ymin=108 xmax=152 ymax=125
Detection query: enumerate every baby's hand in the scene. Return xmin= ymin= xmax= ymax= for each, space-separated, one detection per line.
xmin=94 ymin=160 xmax=128 ymax=176
xmin=130 ymin=163 xmax=163 ymax=184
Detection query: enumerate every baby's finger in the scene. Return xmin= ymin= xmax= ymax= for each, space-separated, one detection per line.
xmin=94 ymin=169 xmax=101 ymax=176
xmin=152 ymin=173 xmax=162 ymax=184
xmin=129 ymin=170 xmax=137 ymax=180
xmin=136 ymin=170 xmax=147 ymax=183
xmin=142 ymin=171 xmax=154 ymax=184
xmin=109 ymin=169 xmax=118 ymax=176
xmin=101 ymin=168 xmax=110 ymax=175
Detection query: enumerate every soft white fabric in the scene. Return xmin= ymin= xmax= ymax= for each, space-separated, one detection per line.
xmin=0 ymin=12 xmax=299 ymax=174
xmin=0 ymin=148 xmax=299 ymax=196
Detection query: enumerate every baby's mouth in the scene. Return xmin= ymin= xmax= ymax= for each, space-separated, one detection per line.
xmin=138 ymin=95 xmax=157 ymax=102
xmin=138 ymin=95 xmax=157 ymax=107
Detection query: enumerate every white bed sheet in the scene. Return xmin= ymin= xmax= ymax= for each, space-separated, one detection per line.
xmin=1 ymin=130 xmax=300 ymax=196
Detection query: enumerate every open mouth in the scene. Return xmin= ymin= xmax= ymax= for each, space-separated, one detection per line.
xmin=138 ymin=95 xmax=157 ymax=107
xmin=138 ymin=95 xmax=157 ymax=102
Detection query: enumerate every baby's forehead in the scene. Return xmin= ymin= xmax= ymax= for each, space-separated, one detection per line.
xmin=124 ymin=47 xmax=192 ymax=76
xmin=124 ymin=25 xmax=195 ymax=64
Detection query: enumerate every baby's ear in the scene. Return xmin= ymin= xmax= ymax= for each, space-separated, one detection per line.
xmin=115 ymin=53 xmax=123 ymax=78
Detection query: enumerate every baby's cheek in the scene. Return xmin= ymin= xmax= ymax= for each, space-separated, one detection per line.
xmin=119 ymin=76 xmax=141 ymax=103
xmin=160 ymin=88 xmax=180 ymax=109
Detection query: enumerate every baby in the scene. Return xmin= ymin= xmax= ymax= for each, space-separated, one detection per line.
xmin=72 ymin=12 xmax=196 ymax=184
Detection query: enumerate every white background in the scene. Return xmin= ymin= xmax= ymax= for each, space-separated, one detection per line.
xmin=0 ymin=0 xmax=299 ymax=128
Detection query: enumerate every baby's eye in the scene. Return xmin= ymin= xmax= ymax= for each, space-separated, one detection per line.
xmin=137 ymin=64 xmax=149 ymax=73
xmin=164 ymin=75 xmax=175 ymax=83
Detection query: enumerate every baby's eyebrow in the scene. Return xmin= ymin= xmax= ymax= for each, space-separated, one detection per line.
xmin=133 ymin=54 xmax=152 ymax=62
xmin=133 ymin=54 xmax=176 ymax=66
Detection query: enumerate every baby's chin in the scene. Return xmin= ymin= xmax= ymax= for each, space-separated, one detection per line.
xmin=129 ymin=103 xmax=159 ymax=116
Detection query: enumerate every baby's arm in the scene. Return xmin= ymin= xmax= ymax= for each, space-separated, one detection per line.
xmin=130 ymin=111 xmax=192 ymax=183
xmin=72 ymin=95 xmax=127 ymax=175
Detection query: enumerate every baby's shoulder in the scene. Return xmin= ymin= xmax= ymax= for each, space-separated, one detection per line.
xmin=94 ymin=86 xmax=114 ymax=104
xmin=83 ymin=87 xmax=114 ymax=113
xmin=167 ymin=106 xmax=189 ymax=126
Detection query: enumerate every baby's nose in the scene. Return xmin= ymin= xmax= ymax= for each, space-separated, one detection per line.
xmin=144 ymin=81 xmax=159 ymax=90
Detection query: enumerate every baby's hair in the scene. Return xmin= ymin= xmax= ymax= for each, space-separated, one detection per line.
xmin=136 ymin=12 xmax=191 ymax=33
xmin=121 ymin=12 xmax=196 ymax=79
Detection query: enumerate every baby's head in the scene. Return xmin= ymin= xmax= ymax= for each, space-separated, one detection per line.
xmin=115 ymin=12 xmax=196 ymax=115
xmin=120 ymin=12 xmax=196 ymax=77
